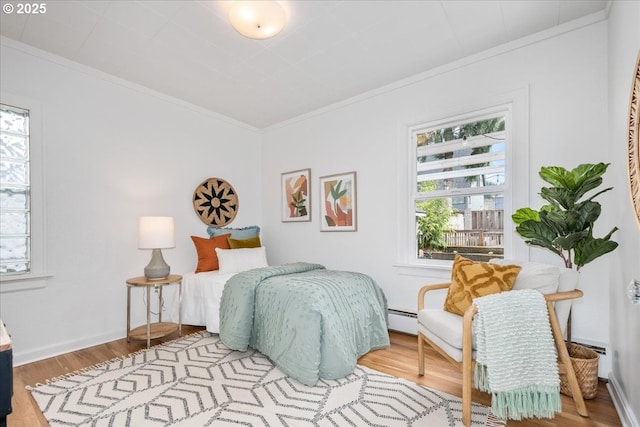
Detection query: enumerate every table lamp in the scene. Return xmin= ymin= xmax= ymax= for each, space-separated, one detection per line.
xmin=138 ymin=216 xmax=175 ymax=280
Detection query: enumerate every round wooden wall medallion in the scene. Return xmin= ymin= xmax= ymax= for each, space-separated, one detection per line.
xmin=628 ymin=52 xmax=640 ymax=226
xmin=193 ymin=178 xmax=239 ymax=226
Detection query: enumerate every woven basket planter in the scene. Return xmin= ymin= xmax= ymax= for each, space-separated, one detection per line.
xmin=559 ymin=343 xmax=599 ymax=399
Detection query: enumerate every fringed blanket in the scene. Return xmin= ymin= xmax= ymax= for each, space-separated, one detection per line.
xmin=473 ymin=289 xmax=561 ymax=421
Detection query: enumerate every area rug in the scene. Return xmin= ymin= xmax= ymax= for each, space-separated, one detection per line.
xmin=29 ymin=332 xmax=493 ymax=426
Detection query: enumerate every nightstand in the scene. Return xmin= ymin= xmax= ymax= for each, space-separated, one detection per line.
xmin=126 ymin=274 xmax=182 ymax=348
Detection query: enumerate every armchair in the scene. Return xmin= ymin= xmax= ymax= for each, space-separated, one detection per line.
xmin=417 ymin=259 xmax=589 ymax=426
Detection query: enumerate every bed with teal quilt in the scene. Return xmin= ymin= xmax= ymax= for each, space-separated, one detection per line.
xmin=219 ymin=262 xmax=389 ymax=385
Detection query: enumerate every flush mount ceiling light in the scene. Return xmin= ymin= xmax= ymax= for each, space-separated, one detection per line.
xmin=229 ymin=1 xmax=286 ymax=40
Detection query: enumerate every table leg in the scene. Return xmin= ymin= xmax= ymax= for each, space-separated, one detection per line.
xmin=178 ymin=280 xmax=182 ymax=336
xmin=158 ymin=285 xmax=163 ymax=323
xmin=146 ymin=286 xmax=151 ymax=349
xmin=126 ymin=286 xmax=131 ymax=343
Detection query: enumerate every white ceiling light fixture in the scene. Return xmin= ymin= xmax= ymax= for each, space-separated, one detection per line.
xmin=229 ymin=1 xmax=287 ymax=40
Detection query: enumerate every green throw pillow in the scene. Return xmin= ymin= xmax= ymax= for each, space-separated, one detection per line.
xmin=228 ymin=235 xmax=262 ymax=249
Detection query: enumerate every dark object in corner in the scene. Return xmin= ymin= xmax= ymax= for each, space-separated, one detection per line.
xmin=0 ymin=321 xmax=13 ymax=427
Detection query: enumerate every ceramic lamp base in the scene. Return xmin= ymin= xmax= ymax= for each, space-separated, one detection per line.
xmin=144 ymin=248 xmax=170 ymax=280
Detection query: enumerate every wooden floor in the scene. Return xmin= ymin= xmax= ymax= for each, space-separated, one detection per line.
xmin=9 ymin=327 xmax=621 ymax=427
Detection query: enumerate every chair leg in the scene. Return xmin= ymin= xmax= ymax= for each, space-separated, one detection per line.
xmin=462 ymin=307 xmax=475 ymax=427
xmin=462 ymin=357 xmax=472 ymax=426
xmin=546 ymin=301 xmax=588 ymax=417
xmin=418 ymin=333 xmax=425 ymax=376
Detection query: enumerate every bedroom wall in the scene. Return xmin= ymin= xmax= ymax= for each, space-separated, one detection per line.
xmin=607 ymin=1 xmax=640 ymax=425
xmin=0 ymin=38 xmax=263 ymax=365
xmin=261 ymin=21 xmax=616 ymax=370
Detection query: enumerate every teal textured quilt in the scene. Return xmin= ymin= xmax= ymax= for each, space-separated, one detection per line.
xmin=219 ymin=262 xmax=390 ymax=385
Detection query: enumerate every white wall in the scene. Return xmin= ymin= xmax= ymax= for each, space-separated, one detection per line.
xmin=262 ymin=21 xmax=614 ymax=366
xmin=607 ymin=1 xmax=640 ymax=425
xmin=0 ymin=38 xmax=263 ymax=365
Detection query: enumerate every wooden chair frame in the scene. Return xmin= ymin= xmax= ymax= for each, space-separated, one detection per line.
xmin=417 ymin=283 xmax=588 ymax=426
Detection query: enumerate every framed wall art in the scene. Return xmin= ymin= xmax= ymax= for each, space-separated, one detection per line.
xmin=319 ymin=171 xmax=357 ymax=232
xmin=281 ymin=168 xmax=311 ymax=222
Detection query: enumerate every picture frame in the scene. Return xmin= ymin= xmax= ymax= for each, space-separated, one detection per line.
xmin=319 ymin=171 xmax=357 ymax=232
xmin=281 ymin=168 xmax=311 ymax=222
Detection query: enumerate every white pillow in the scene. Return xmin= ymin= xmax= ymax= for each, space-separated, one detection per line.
xmin=490 ymin=258 xmax=560 ymax=295
xmin=215 ymin=247 xmax=268 ymax=274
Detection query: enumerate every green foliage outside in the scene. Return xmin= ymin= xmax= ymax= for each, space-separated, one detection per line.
xmin=416 ymin=181 xmax=454 ymax=252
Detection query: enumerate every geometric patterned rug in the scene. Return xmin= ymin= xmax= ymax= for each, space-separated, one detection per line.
xmin=28 ymin=332 xmax=494 ymax=426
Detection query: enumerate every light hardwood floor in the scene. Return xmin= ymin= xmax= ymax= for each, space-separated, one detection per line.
xmin=9 ymin=327 xmax=621 ymax=427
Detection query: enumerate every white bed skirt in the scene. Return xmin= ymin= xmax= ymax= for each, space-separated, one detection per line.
xmin=170 ymin=270 xmax=234 ymax=333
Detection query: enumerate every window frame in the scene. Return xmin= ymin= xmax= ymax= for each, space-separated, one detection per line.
xmin=0 ymin=93 xmax=49 ymax=291
xmin=396 ymin=89 xmax=530 ymax=271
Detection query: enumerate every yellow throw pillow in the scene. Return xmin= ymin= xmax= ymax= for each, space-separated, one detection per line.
xmin=443 ymin=254 xmax=522 ymax=316
xmin=228 ymin=235 xmax=261 ymax=249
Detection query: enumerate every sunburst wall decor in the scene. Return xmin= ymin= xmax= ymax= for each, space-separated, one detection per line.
xmin=193 ymin=178 xmax=239 ymax=226
xmin=628 ymin=51 xmax=640 ymax=226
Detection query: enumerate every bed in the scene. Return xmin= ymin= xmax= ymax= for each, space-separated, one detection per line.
xmin=171 ymin=250 xmax=389 ymax=386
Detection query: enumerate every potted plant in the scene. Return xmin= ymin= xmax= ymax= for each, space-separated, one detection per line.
xmin=512 ymin=162 xmax=618 ymax=398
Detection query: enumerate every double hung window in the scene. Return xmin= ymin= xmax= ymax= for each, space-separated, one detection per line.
xmin=411 ymin=107 xmax=510 ymax=262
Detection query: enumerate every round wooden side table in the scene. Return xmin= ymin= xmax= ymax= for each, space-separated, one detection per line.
xmin=126 ymin=274 xmax=182 ymax=348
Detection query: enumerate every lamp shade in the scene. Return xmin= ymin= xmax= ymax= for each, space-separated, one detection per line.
xmin=138 ymin=216 xmax=175 ymax=249
xmin=229 ymin=1 xmax=286 ymax=40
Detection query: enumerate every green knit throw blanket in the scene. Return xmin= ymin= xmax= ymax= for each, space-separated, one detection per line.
xmin=473 ymin=289 xmax=562 ymax=421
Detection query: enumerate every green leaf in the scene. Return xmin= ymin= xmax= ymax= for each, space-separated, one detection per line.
xmin=571 ymin=163 xmax=609 ymax=197
xmin=574 ymin=235 xmax=619 ymax=268
xmin=330 ymin=181 xmax=343 ymax=200
xmin=574 ymin=200 xmax=602 ymax=227
xmin=512 ymin=207 xmax=539 ymax=224
xmin=539 ymin=163 xmax=610 ymax=199
xmin=540 ymin=187 xmax=578 ymax=209
xmin=553 ymin=231 xmax=588 ymax=250
xmin=539 ymin=166 xmax=573 ymax=188
xmin=515 ymin=220 xmax=558 ymax=252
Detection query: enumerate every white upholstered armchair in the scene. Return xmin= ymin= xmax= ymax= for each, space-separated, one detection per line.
xmin=417 ymin=258 xmax=589 ymax=426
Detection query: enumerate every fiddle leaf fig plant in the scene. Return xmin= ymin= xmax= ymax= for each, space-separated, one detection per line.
xmin=512 ymin=163 xmax=619 ymax=271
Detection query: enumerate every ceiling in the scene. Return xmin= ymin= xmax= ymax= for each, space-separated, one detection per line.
xmin=0 ymin=1 xmax=609 ymax=128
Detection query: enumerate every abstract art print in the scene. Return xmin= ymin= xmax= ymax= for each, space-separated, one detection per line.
xmin=281 ymin=168 xmax=311 ymax=222
xmin=320 ymin=171 xmax=357 ymax=231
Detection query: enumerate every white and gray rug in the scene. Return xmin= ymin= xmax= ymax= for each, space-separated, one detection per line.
xmin=29 ymin=332 xmax=493 ymax=426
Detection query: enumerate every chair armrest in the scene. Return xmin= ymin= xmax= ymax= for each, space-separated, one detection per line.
xmin=544 ymin=289 xmax=583 ymax=302
xmin=418 ymin=282 xmax=451 ymax=310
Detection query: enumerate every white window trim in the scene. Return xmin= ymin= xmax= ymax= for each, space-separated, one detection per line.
xmin=0 ymin=92 xmax=50 ymax=292
xmin=394 ymin=87 xmax=530 ymax=272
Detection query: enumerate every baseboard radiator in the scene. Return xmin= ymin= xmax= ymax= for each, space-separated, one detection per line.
xmin=387 ymin=308 xmax=418 ymax=334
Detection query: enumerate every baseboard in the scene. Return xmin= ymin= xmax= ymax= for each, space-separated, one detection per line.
xmin=12 ymin=330 xmax=123 ymax=367
xmin=607 ymin=374 xmax=640 ymax=427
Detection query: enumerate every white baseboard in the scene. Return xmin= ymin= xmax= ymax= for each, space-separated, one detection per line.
xmin=608 ymin=374 xmax=640 ymax=427
xmin=13 ymin=330 xmax=123 ymax=367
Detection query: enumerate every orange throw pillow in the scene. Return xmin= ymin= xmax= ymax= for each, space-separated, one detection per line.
xmin=191 ymin=234 xmax=231 ymax=273
xmin=443 ymin=254 xmax=522 ymax=316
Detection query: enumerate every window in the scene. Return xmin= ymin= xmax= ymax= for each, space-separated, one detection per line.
xmin=411 ymin=106 xmax=510 ymax=263
xmin=0 ymin=94 xmax=46 ymax=288
xmin=1 ymin=104 xmax=31 ymax=274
